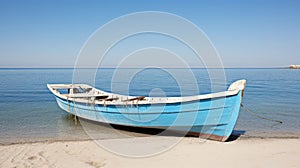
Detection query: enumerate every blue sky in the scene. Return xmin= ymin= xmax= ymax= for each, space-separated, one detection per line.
xmin=0 ymin=0 xmax=299 ymax=68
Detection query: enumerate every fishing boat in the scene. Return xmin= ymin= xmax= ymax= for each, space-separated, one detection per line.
xmin=47 ymin=79 xmax=246 ymax=141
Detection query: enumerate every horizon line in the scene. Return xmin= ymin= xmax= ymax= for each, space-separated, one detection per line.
xmin=0 ymin=67 xmax=290 ymax=69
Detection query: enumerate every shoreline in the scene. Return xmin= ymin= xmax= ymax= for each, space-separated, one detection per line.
xmin=1 ymin=134 xmax=300 ymax=146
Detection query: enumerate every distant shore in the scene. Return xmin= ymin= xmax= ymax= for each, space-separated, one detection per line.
xmin=289 ymin=65 xmax=300 ymax=69
xmin=0 ymin=136 xmax=299 ymax=168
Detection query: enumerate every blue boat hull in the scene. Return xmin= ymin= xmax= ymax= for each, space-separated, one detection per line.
xmin=55 ymin=91 xmax=243 ymax=141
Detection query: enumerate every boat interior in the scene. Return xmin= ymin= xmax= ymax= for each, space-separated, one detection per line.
xmin=47 ymin=80 xmax=246 ymax=105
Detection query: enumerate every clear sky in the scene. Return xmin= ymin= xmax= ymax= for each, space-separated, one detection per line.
xmin=0 ymin=0 xmax=299 ymax=68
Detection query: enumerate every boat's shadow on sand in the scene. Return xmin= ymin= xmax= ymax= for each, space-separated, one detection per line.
xmin=114 ymin=125 xmax=245 ymax=142
xmin=110 ymin=124 xmax=245 ymax=142
xmin=64 ymin=115 xmax=245 ymax=142
xmin=227 ymin=130 xmax=246 ymax=142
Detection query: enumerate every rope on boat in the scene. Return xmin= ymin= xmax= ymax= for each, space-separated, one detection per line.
xmin=68 ymin=98 xmax=70 ymax=112
xmin=72 ymin=99 xmax=78 ymax=125
xmin=241 ymin=103 xmax=283 ymax=127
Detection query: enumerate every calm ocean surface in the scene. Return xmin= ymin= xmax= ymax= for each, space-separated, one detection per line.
xmin=0 ymin=68 xmax=300 ymax=144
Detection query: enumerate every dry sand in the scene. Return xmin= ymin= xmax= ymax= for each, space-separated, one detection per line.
xmin=0 ymin=137 xmax=299 ymax=168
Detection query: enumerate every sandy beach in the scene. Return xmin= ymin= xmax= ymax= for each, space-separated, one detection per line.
xmin=0 ymin=137 xmax=299 ymax=168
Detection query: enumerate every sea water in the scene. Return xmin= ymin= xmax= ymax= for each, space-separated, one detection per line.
xmin=0 ymin=68 xmax=300 ymax=144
